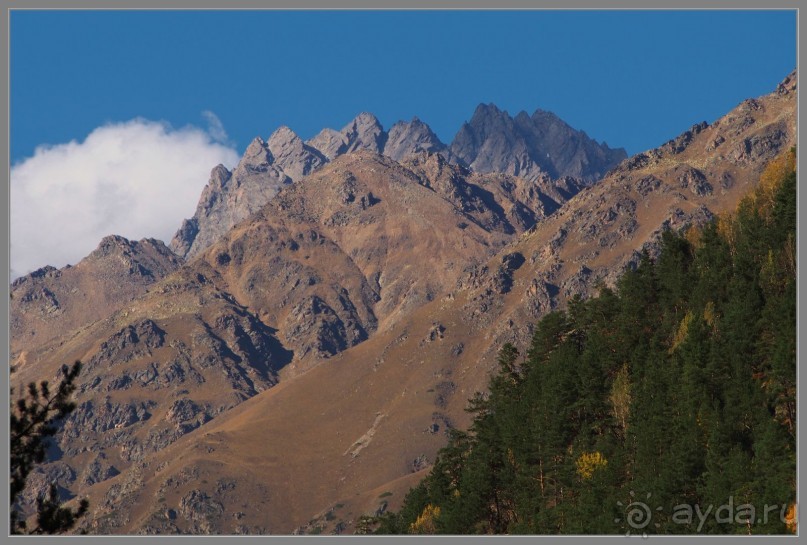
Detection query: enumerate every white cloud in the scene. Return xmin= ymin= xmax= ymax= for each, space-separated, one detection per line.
xmin=11 ymin=117 xmax=240 ymax=279
xmin=202 ymin=110 xmax=230 ymax=144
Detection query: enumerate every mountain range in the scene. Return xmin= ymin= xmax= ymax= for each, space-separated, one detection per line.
xmin=169 ymin=106 xmax=626 ymax=260
xmin=9 ymin=71 xmax=796 ymax=535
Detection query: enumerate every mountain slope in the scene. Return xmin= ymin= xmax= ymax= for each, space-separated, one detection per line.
xmin=11 ymin=236 xmax=182 ymax=357
xmin=380 ymin=148 xmax=797 ymax=534
xmin=11 ymin=72 xmax=796 ymax=536
xmin=12 ymin=147 xmax=586 ymax=530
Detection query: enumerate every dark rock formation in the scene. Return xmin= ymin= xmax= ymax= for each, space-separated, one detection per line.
xmin=449 ymin=103 xmax=627 ymax=183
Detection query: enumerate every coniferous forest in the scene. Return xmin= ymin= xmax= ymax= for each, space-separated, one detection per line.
xmin=375 ymin=151 xmax=797 ymax=535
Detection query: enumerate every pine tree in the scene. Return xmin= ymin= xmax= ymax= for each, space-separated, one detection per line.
xmin=10 ymin=361 xmax=88 ymax=534
xmin=381 ymin=150 xmax=796 ymax=535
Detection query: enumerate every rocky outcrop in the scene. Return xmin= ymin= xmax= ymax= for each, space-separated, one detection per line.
xmin=449 ymin=103 xmax=627 ymax=183
xmin=11 ymin=236 xmax=182 ymax=355
xmin=307 ymin=112 xmax=386 ymax=158
xmin=284 ymin=294 xmax=370 ymax=359
xmin=169 ymin=139 xmax=291 ymax=258
xmin=266 ymin=126 xmax=327 ymax=182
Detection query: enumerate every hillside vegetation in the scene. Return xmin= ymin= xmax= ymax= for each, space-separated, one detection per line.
xmin=377 ymin=150 xmax=797 ymax=535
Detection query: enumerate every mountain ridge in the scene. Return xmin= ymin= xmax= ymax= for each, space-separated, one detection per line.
xmin=170 ymin=105 xmax=626 ymax=260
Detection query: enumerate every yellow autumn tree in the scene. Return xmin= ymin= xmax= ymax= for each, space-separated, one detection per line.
xmin=575 ymin=451 xmax=607 ymax=480
xmin=409 ymin=504 xmax=441 ymax=534
xmin=756 ymin=148 xmax=797 ymax=222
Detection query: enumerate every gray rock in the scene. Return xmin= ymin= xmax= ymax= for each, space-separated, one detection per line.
xmin=307 ymin=112 xmax=386 ymax=159
xmin=179 ymin=489 xmax=224 ymax=532
xmin=339 ymin=112 xmax=387 ymax=154
xmin=383 ymin=117 xmax=447 ymax=162
xmin=284 ymin=294 xmax=370 ymax=359
xmin=660 ymin=121 xmax=709 ymax=155
xmin=81 ymin=452 xmax=121 ymax=486
xmin=87 ymin=319 xmax=165 ymax=372
xmin=677 ymin=167 xmax=712 ymax=196
xmin=491 ymin=252 xmax=526 ymax=294
xmin=170 ymin=140 xmax=291 ymax=259
xmin=266 ymin=126 xmax=327 ymax=182
xmin=165 ymin=398 xmax=212 ymax=434
xmin=306 ymin=127 xmax=348 ymax=160
xmin=13 ymin=462 xmax=77 ymax=519
xmin=449 ymin=103 xmax=627 ymax=183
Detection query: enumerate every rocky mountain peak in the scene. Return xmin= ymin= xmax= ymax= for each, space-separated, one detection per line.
xmin=450 ymin=102 xmax=627 ymax=183
xmin=341 ymin=112 xmax=387 ymax=154
xmin=351 ymin=111 xmax=382 ymax=128
xmin=473 ymin=102 xmax=504 ymax=117
xmin=169 ymin=136 xmax=290 ymax=258
xmin=384 ymin=116 xmax=448 ymax=162
xmin=267 ymin=125 xmax=299 ymax=146
xmin=172 ymin=104 xmax=628 ymax=260
xmin=208 ymin=164 xmax=232 ymax=189
xmin=91 ymin=234 xmax=135 ymax=258
xmin=245 ymin=135 xmax=265 ymax=149
xmin=267 ymin=125 xmax=327 ymax=182
xmin=243 ymin=136 xmax=273 ymax=165
xmin=306 ymin=128 xmax=348 ymax=160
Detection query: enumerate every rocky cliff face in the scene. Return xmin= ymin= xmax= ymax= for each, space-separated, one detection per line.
xmin=169 ymin=138 xmax=291 ymax=259
xmin=450 ymin=103 xmax=627 ymax=183
xmin=266 ymin=126 xmax=327 ymax=182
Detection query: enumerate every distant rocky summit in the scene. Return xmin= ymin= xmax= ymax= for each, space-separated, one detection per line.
xmin=449 ymin=103 xmax=627 ymax=183
xmin=169 ymin=138 xmax=291 ymax=258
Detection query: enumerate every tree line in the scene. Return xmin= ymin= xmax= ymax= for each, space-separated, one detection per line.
xmin=374 ymin=150 xmax=797 ymax=535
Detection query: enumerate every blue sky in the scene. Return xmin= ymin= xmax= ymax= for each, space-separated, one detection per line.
xmin=12 ymin=10 xmax=796 ymax=160
xmin=9 ymin=10 xmax=797 ymax=277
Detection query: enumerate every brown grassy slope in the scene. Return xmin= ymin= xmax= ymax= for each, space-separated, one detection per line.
xmin=10 ymin=236 xmax=182 ymax=358
xmin=190 ymin=151 xmax=564 ymax=376
xmin=12 ymin=148 xmax=572 ymax=533
xmin=87 ymin=73 xmax=796 ymax=534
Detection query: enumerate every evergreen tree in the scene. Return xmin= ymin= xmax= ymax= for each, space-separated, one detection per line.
xmin=10 ymin=361 xmax=88 ymax=534
xmin=379 ymin=150 xmax=796 ymax=535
